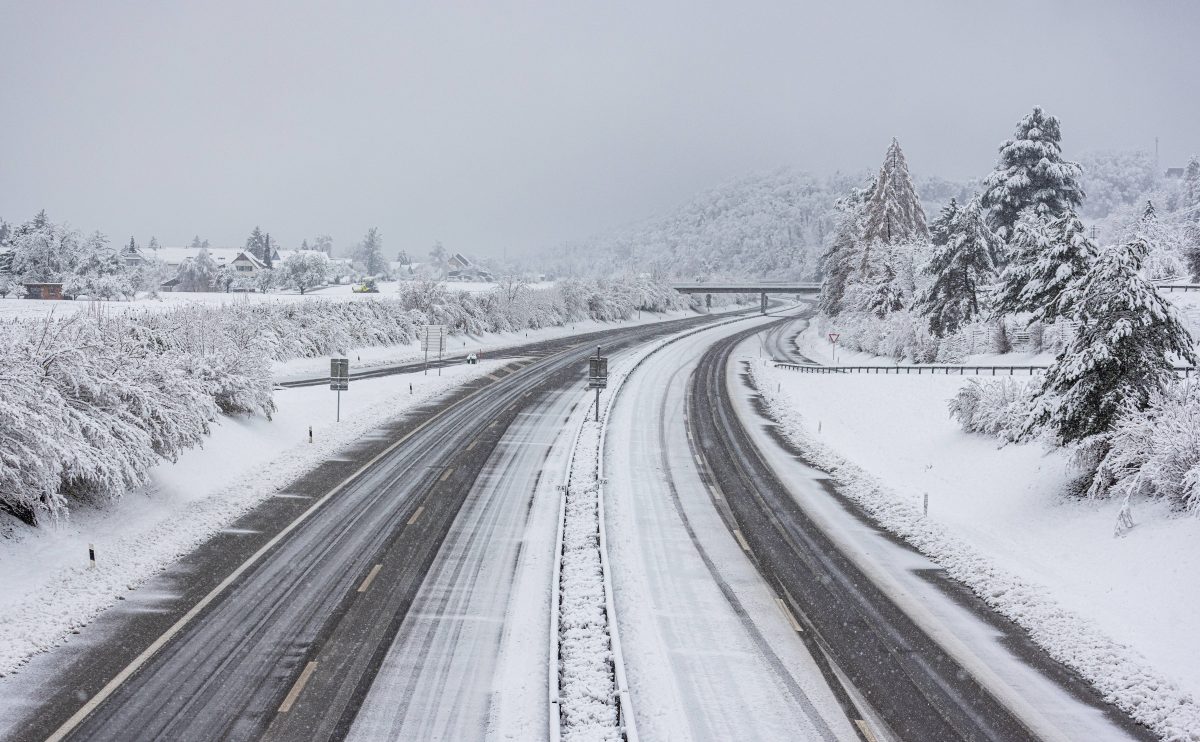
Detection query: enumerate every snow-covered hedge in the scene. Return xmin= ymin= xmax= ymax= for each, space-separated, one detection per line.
xmin=947 ymin=377 xmax=1036 ymax=443
xmin=1088 ymin=381 xmax=1200 ymax=513
xmin=0 ymin=313 xmax=273 ymax=526
xmin=0 ymin=278 xmax=694 ymax=526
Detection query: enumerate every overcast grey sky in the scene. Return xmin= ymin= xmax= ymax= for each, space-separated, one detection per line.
xmin=1 ymin=0 xmax=1197 ymax=257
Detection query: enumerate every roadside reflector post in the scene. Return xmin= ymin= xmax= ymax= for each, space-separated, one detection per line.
xmin=88 ymin=543 xmax=95 ymax=568
xmin=308 ymin=426 xmax=313 ymax=444
xmin=923 ymin=492 xmax=929 ymax=517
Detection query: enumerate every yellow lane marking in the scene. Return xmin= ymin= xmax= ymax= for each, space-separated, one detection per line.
xmin=407 ymin=506 xmax=425 ymax=525
xmin=775 ymin=597 xmax=803 ymax=633
xmin=733 ymin=528 xmax=751 ymax=552
xmin=439 ymin=468 xmax=454 ymax=482
xmin=855 ymin=719 xmax=879 ymax=742
xmin=357 ymin=564 xmax=383 ymax=593
xmin=278 ymin=661 xmax=317 ymax=713
xmin=466 ymin=440 xmax=477 ymax=451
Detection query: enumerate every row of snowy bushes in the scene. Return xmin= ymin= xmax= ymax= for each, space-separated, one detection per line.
xmin=0 ymin=313 xmax=274 ymax=526
xmin=949 ymin=376 xmax=1200 ymax=513
xmin=0 ymin=278 xmax=696 ymax=526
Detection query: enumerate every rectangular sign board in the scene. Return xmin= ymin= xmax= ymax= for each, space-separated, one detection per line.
xmin=421 ymin=325 xmax=447 ymax=353
xmin=589 ymin=356 xmax=608 ymax=380
xmin=330 ymin=357 xmax=349 ymax=391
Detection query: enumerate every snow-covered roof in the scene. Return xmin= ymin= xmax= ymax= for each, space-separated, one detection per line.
xmin=155 ymin=247 xmax=243 ymax=266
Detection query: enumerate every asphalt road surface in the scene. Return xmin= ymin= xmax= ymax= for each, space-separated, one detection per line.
xmin=686 ymin=312 xmax=1155 ymax=742
xmin=9 ymin=310 xmax=735 ymax=742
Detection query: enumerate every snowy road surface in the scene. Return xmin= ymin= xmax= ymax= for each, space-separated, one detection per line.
xmin=605 ymin=314 xmax=858 ymax=741
xmin=344 ymin=389 xmax=579 ymax=741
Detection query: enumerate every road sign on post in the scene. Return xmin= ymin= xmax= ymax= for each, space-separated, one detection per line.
xmin=827 ymin=332 xmax=840 ymax=364
xmin=588 ymin=347 xmax=608 ymax=421
xmin=421 ymin=325 xmax=446 ymax=376
xmin=330 ymin=357 xmax=349 ymax=422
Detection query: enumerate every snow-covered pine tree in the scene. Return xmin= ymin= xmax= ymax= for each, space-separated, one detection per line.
xmin=981 ymin=107 xmax=1084 ymax=244
xmin=1183 ymin=156 xmax=1200 ymax=221
xmin=1142 ymin=200 xmax=1156 ymax=222
xmin=994 ymin=209 xmax=1096 ymax=324
xmin=818 ymin=179 xmax=873 ymax=315
xmin=861 ymin=138 xmax=929 ymax=244
xmin=148 ymin=236 xmax=160 ymax=251
xmin=245 ymin=226 xmax=268 ymax=263
xmin=1024 ymin=237 xmax=1196 ymax=445
xmin=929 ymin=198 xmax=960 ymax=248
xmin=9 ymin=212 xmax=82 ymax=282
xmin=356 ymin=227 xmax=386 ymax=276
xmin=916 ymin=197 xmax=997 ymax=336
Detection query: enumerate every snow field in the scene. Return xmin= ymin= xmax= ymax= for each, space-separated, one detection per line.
xmin=0 ymin=360 xmax=502 ymax=680
xmin=754 ymin=363 xmax=1200 ymax=740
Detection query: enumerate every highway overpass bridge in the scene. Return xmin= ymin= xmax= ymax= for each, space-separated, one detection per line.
xmin=670 ymin=282 xmax=821 ymax=313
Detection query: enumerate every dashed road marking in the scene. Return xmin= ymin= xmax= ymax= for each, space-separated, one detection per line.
xmin=466 ymin=440 xmax=477 ymax=451
xmin=278 ymin=661 xmax=317 ymax=713
xmin=733 ymin=528 xmax=751 ymax=552
xmin=775 ymin=597 xmax=803 ymax=633
xmin=407 ymin=506 xmax=425 ymax=525
xmin=439 ymin=468 xmax=454 ymax=482
xmin=855 ymin=719 xmax=879 ymax=742
xmin=357 ymin=564 xmax=383 ymax=593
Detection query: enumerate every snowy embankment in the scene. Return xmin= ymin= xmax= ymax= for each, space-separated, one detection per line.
xmin=753 ymin=364 xmax=1200 ymax=740
xmin=0 ymin=362 xmax=501 ymax=679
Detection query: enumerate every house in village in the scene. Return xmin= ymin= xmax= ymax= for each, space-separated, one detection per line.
xmin=444 ymin=252 xmax=494 ymax=282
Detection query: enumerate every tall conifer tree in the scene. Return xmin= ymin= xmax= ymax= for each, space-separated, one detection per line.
xmin=981 ymin=106 xmax=1084 ymax=244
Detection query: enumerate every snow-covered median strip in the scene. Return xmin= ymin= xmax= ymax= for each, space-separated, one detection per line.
xmin=751 ymin=361 xmax=1200 ymax=741
xmin=0 ymin=361 xmax=501 ymax=678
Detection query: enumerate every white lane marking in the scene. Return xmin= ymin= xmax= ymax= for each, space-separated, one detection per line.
xmin=278 ymin=661 xmax=318 ymax=713
xmin=855 ymin=719 xmax=879 ymax=742
xmin=439 ymin=467 xmax=454 ymax=482
xmin=775 ymin=597 xmax=803 ymax=633
xmin=406 ymin=506 xmax=425 ymax=525
xmin=733 ymin=528 xmax=751 ymax=552
xmin=356 ymin=564 xmax=383 ymax=593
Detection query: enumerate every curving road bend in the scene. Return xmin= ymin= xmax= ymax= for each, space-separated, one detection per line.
xmin=686 ymin=312 xmax=1155 ymax=742
xmin=604 ymin=314 xmax=859 ymax=741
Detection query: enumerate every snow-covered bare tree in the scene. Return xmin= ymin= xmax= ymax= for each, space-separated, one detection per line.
xmin=1184 ymin=156 xmax=1200 ymax=220
xmin=281 ymin=251 xmax=328 ymax=294
xmin=176 ymin=247 xmax=218 ymax=291
xmin=861 ymin=138 xmax=929 ymax=244
xmin=994 ymin=209 xmax=1096 ymax=324
xmin=254 ymin=267 xmax=276 ymax=293
xmin=981 ymin=107 xmax=1084 ymax=244
xmin=1024 ymin=237 xmax=1196 ymax=445
xmin=916 ymin=197 xmax=997 ymax=336
xmin=9 ymin=211 xmax=82 ymax=282
xmin=147 ymin=236 xmax=160 ymax=251
xmin=312 ymin=234 xmax=334 ymax=255
xmin=189 ymin=235 xmax=210 ymax=250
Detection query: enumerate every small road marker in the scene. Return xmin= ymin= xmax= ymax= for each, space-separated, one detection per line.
xmin=356 ymin=564 xmax=383 ymax=593
xmin=278 ymin=661 xmax=317 ymax=713
xmin=407 ymin=506 xmax=425 ymax=525
xmin=439 ymin=467 xmax=454 ymax=482
xmin=466 ymin=440 xmax=478 ymax=451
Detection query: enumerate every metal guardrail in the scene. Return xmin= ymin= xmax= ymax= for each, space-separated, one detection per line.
xmin=1157 ymin=284 xmax=1200 ymax=292
xmin=775 ymin=362 xmax=1198 ymax=377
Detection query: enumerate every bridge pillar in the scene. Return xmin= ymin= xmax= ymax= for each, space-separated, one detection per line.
xmin=760 ymin=292 xmax=767 ymax=315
